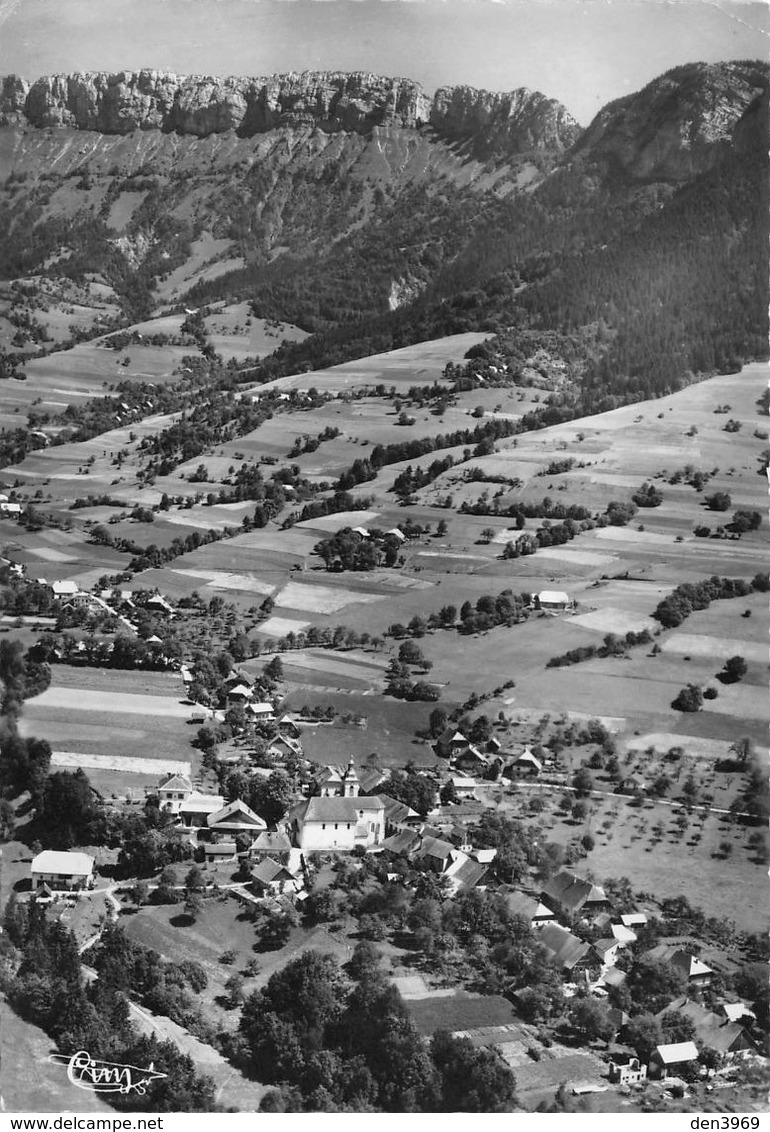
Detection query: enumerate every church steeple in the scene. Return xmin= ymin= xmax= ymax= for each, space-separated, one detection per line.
xmin=342 ymin=756 xmax=360 ymax=797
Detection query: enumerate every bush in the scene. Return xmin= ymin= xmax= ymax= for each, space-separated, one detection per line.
xmin=672 ymin=684 xmax=703 ymax=712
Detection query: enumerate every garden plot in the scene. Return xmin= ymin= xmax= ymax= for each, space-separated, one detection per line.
xmin=51 ymin=752 xmax=191 ymax=777
xmin=528 ymin=546 xmax=618 ymax=567
xmin=258 ymin=615 xmax=312 ymax=637
xmin=275 ymin=581 xmax=385 ymax=613
xmin=26 ymin=546 xmax=76 ymax=563
xmin=624 ymin=732 xmax=732 ymax=761
xmin=172 ymin=568 xmax=276 ymax=594
xmin=570 ymin=607 xmax=658 ymax=635
xmin=299 ymin=509 xmax=382 ymax=533
xmin=662 ymin=633 xmax=768 ymax=664
xmin=28 ymin=687 xmax=195 ymax=718
xmin=697 ymin=683 xmax=768 ymax=720
xmin=592 ymin=526 xmax=683 ymax=546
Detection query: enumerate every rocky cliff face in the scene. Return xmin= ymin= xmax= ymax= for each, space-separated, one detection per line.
xmin=0 ymin=68 xmax=578 ymax=155
xmin=430 ymin=85 xmax=582 ymax=155
xmin=575 ymin=61 xmax=769 ymax=181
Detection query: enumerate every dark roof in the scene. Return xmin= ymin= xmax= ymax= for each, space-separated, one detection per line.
xmin=538 ymin=924 xmax=593 ymax=970
xmin=358 ymin=767 xmax=388 ymax=794
xmin=380 ymin=829 xmax=420 ymax=855
xmin=542 ymin=870 xmax=607 ymax=913
xmin=380 ymin=795 xmax=419 ymax=824
xmin=501 ymin=889 xmax=555 ymax=922
xmin=449 ymin=857 xmax=488 ymax=890
xmin=414 ymin=835 xmax=455 ymax=862
xmin=204 ymin=842 xmax=237 ymax=856
xmin=252 ymin=858 xmax=293 ymax=886
xmin=657 ymin=998 xmax=755 ymax=1055
xmin=252 ymin=830 xmax=292 ymax=852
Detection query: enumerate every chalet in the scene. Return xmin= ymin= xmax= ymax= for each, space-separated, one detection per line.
xmin=248 ymin=701 xmax=275 ymax=721
xmin=31 ymin=850 xmax=95 ymax=892
xmin=658 ymin=998 xmax=755 ymax=1062
xmin=538 ymin=923 xmax=597 ymax=976
xmin=146 ymin=594 xmax=174 ymax=614
xmin=486 ymin=736 xmax=502 ymax=754
xmin=277 ymin=714 xmax=302 ymax=739
xmin=50 ymin=580 xmax=79 ymax=599
xmin=608 ymin=1055 xmax=647 ymax=1085
xmin=449 ymin=775 xmax=478 ymax=800
xmin=648 ymin=1042 xmax=699 ymax=1080
xmin=224 ymin=669 xmax=254 ymax=690
xmin=288 ymin=795 xmax=386 ymax=851
xmin=386 ymin=528 xmax=406 ymax=542
xmin=508 ymin=749 xmax=543 ymax=777
xmin=267 ymin=734 xmax=302 ymax=761
xmin=647 ymin=944 xmax=713 ymax=988
xmin=533 ymin=590 xmax=571 ymax=613
xmin=541 ymin=870 xmax=609 ymax=921
xmin=500 ymin=889 xmax=556 ymax=928
xmin=155 ymin=772 xmax=193 ymax=813
xmin=593 ymin=938 xmax=622 ymax=969
xmin=178 ymin=791 xmax=225 ymax=827
xmin=202 ymin=842 xmax=238 ymax=864
xmin=226 ymin=684 xmax=253 ymax=704
xmin=251 ymin=858 xmax=300 ymax=897
xmin=435 ymin=727 xmax=470 ymax=760
xmin=207 ymin=799 xmax=266 ymax=838
xmin=453 ymin=746 xmax=489 ymax=774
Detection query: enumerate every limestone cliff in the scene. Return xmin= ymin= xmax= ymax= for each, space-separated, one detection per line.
xmin=430 ymin=85 xmax=582 ymax=154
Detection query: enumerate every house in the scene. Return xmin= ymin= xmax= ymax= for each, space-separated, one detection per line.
xmin=380 ymin=795 xmax=421 ymax=832
xmin=314 ymin=757 xmax=362 ymax=798
xmin=647 ymin=945 xmax=713 ymax=988
xmin=541 ymin=870 xmax=609 ymax=920
xmin=380 ymin=828 xmax=421 ymax=856
xmin=453 ymin=746 xmax=489 ymax=774
xmin=658 ymin=998 xmax=755 ymax=1062
xmin=449 ymin=774 xmax=478 ymax=800
xmin=288 ymin=795 xmax=386 ymax=851
xmin=248 ymin=701 xmax=275 ymax=721
xmin=0 ymin=501 xmax=22 ymax=516
xmin=226 ymin=684 xmax=253 ymax=704
xmin=267 ymin=734 xmax=302 ymax=762
xmin=358 ymin=765 xmax=389 ymax=794
xmin=251 ymin=858 xmax=300 ymax=896
xmin=224 ymin=669 xmax=254 ymax=690
xmin=207 ymin=798 xmax=266 ymax=838
xmin=250 ymin=830 xmax=293 ymax=858
xmin=444 ymin=853 xmax=488 ymax=895
xmin=608 ymin=1055 xmax=647 ymax=1085
xmin=723 ymin=1002 xmax=756 ymax=1025
xmin=508 ymin=749 xmax=543 ymax=777
xmin=277 ymin=715 xmax=302 ymax=739
xmin=538 ymin=923 xmax=597 ymax=976
xmin=500 ymin=888 xmax=556 ymax=928
xmin=146 ymin=594 xmax=174 ymax=614
xmin=602 ymin=967 xmax=628 ymax=992
xmin=352 ymin=526 xmax=370 ymax=539
xmin=178 ymin=791 xmax=226 ymax=827
xmin=435 ymin=727 xmax=470 ymax=759
xmin=593 ymin=938 xmax=622 ymax=969
xmin=202 ymin=842 xmax=238 ymax=864
xmin=414 ymin=835 xmax=456 ymax=872
xmin=620 ymin=912 xmax=648 ymax=928
xmin=386 ymin=528 xmax=406 ymax=542
xmin=486 ymin=736 xmax=502 ymax=754
xmin=611 ymin=923 xmax=638 ymax=946
xmin=51 ymin=580 xmax=79 ymax=599
xmin=155 ymin=772 xmax=193 ymax=813
xmin=533 ymin=590 xmax=571 ymax=612
xmin=31 ymin=850 xmax=95 ymax=891
xmin=648 ymin=1042 xmax=699 ymax=1080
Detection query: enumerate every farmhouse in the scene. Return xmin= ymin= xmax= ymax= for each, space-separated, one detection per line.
xmin=500 ymin=888 xmax=556 ymax=928
xmin=251 ymin=830 xmax=292 ymax=858
xmin=251 ymin=858 xmax=300 ymax=897
xmin=267 ymin=734 xmax=302 ymax=761
xmin=449 ymin=775 xmax=478 ymax=800
xmin=381 ymin=795 xmax=421 ymax=832
xmin=146 ymin=594 xmax=174 ymax=614
xmin=541 ymin=870 xmax=609 ymax=920
xmin=508 ymin=749 xmax=543 ymax=777
xmin=178 ymin=791 xmax=225 ymax=827
xmin=533 ymin=590 xmax=571 ymax=612
xmin=538 ymin=923 xmax=597 ymax=976
xmin=50 ymin=580 xmax=79 ymax=599
xmin=207 ymin=798 xmax=266 ymax=837
xmin=444 ymin=853 xmax=488 ymax=895
xmin=288 ymin=795 xmax=386 ymax=851
xmin=648 ymin=1042 xmax=699 ymax=1079
xmin=647 ymin=944 xmax=714 ymax=987
xmin=658 ymin=998 xmax=755 ymax=1062
xmin=723 ymin=1002 xmax=756 ymax=1024
xmin=202 ymin=842 xmax=237 ymax=864
xmin=31 ymin=850 xmax=95 ymax=892
xmin=380 ymin=828 xmax=420 ymax=856
xmin=0 ymin=501 xmax=22 ymax=516
xmin=226 ymin=684 xmax=253 ymax=704
xmin=435 ymin=727 xmax=470 ymax=759
xmin=453 ymin=746 xmax=489 ymax=774
xmin=248 ymin=701 xmax=275 ymax=721
xmin=413 ymin=835 xmax=455 ymax=872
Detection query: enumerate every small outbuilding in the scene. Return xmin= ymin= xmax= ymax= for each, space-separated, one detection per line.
xmin=648 ymin=1042 xmax=699 ymax=1080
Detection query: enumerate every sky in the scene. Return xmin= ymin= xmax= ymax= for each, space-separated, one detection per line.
xmin=0 ymin=0 xmax=767 ymax=124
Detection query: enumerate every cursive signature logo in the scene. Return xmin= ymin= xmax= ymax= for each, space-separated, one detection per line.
xmin=50 ymin=1050 xmax=167 ymax=1096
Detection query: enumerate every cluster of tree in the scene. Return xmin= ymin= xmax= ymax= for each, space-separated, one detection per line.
xmin=0 ymin=639 xmax=51 ymax=713
xmin=632 ymin=481 xmax=664 ymax=507
xmin=2 ymin=899 xmax=218 ymax=1111
xmin=234 ymin=947 xmax=517 ymax=1112
xmin=29 ymin=632 xmax=176 ymax=672
xmin=286 ymin=490 xmax=375 ymax=528
xmin=314 ymin=527 xmax=403 ymax=572
xmin=392 ymin=454 xmax=456 ymax=499
xmin=652 ymin=574 xmax=758 ymax=629
xmin=547 ymin=629 xmax=653 ymax=668
xmin=89 ymin=519 xmax=238 ymax=575
xmin=335 ymin=417 xmax=521 ymax=492
xmin=287 ymin=425 xmax=340 ymax=457
xmin=384 ymin=659 xmax=440 ymax=702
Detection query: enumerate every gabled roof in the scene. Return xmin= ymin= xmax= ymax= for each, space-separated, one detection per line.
xmin=252 ymin=830 xmax=293 ymax=853
xmin=414 ymin=835 xmax=455 ymax=862
xmin=538 ymin=590 xmax=570 ymax=604
xmin=723 ymin=1002 xmax=756 ymax=1024
xmin=620 ymin=912 xmax=648 ymax=927
xmin=249 ymin=701 xmax=274 ymax=714
xmin=179 ymin=791 xmax=225 ymax=814
xmin=657 ymin=998 xmax=755 ymax=1055
xmin=538 ymin=923 xmax=593 ymax=970
xmin=380 ymin=828 xmax=420 ymax=855
xmin=602 ymin=967 xmax=628 ymax=989
xmin=647 ymin=944 xmax=713 ymax=980
xmin=455 ymin=745 xmax=488 ymax=764
xmin=358 ymin=767 xmax=388 ymax=794
xmin=438 ymin=727 xmax=468 ymax=746
xmin=208 ymin=799 xmax=266 ymax=829
xmin=594 ymin=938 xmax=620 ymax=958
xmin=502 ymin=889 xmax=551 ymax=922
xmin=32 ymin=850 xmax=94 ymax=875
xmin=380 ymin=795 xmax=420 ymax=824
xmin=652 ymin=1042 xmax=699 ymax=1065
xmin=252 ymin=858 xmax=294 ymax=886
xmin=446 ymin=855 xmax=487 ymax=892
xmin=157 ymin=773 xmax=192 ymax=793
xmin=51 ymin=580 xmax=79 ymax=596
xmin=204 ymin=842 xmax=237 ymax=856
xmin=611 ymin=924 xmax=637 ymax=945
xmin=542 ymin=870 xmax=607 ymax=912
xmin=227 ymin=684 xmax=253 ymax=698
xmin=511 ymin=749 xmax=543 ymax=771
